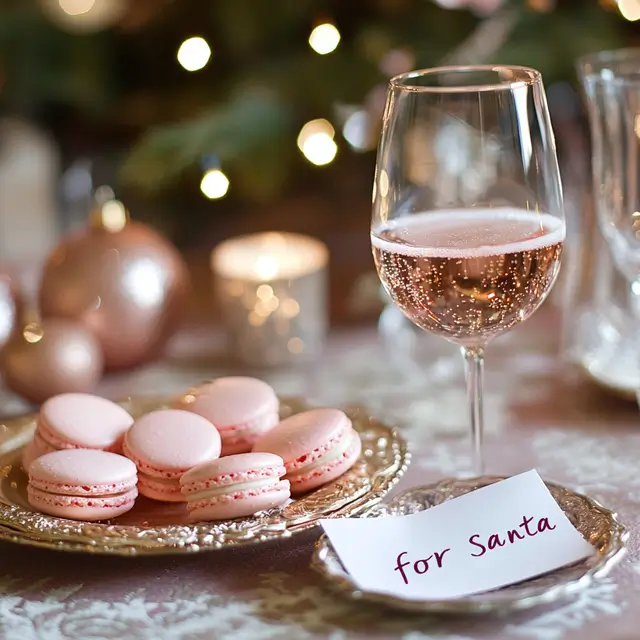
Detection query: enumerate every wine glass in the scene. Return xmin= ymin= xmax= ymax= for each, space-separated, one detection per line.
xmin=371 ymin=66 xmax=565 ymax=477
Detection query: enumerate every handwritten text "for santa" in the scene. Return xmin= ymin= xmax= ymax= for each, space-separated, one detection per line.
xmin=394 ymin=514 xmax=556 ymax=585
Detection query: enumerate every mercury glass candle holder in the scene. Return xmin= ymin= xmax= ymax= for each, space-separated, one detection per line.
xmin=211 ymin=232 xmax=329 ymax=367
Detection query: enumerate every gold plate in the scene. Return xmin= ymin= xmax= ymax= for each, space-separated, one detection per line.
xmin=311 ymin=477 xmax=628 ymax=614
xmin=0 ymin=397 xmax=410 ymax=556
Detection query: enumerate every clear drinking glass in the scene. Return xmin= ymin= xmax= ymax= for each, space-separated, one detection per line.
xmin=371 ymin=66 xmax=565 ymax=476
xmin=578 ymin=49 xmax=640 ymax=284
xmin=578 ymin=49 xmax=640 ymax=404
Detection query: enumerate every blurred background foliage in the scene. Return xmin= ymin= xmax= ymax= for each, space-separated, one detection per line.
xmin=0 ymin=0 xmax=633 ymax=213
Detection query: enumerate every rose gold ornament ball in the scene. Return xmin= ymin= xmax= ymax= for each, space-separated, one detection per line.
xmin=2 ymin=317 xmax=103 ymax=405
xmin=39 ymin=205 xmax=190 ymax=371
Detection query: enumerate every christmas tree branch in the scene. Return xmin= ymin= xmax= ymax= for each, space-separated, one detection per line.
xmin=441 ymin=7 xmax=520 ymax=66
xmin=119 ymin=50 xmax=380 ymax=196
xmin=119 ymin=88 xmax=292 ymax=194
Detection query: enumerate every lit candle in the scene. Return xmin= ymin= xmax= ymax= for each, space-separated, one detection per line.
xmin=211 ymin=232 xmax=329 ymax=367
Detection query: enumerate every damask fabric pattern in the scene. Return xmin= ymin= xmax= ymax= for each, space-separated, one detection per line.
xmin=0 ymin=314 xmax=638 ymax=640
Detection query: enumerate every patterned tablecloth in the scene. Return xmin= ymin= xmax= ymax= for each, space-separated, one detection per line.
xmin=0 ymin=310 xmax=638 ymax=640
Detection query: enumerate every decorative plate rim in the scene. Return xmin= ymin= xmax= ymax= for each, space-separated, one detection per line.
xmin=310 ymin=476 xmax=628 ymax=614
xmin=0 ymin=397 xmax=410 ymax=556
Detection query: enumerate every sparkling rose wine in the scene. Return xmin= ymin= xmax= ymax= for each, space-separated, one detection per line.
xmin=372 ymin=208 xmax=565 ymax=345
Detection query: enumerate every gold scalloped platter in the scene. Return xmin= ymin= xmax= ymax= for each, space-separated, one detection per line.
xmin=311 ymin=477 xmax=628 ymax=614
xmin=0 ymin=397 xmax=410 ymax=556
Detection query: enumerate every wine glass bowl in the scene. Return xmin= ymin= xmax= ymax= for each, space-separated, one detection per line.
xmin=372 ymin=208 xmax=564 ymax=347
xmin=371 ymin=66 xmax=565 ymax=475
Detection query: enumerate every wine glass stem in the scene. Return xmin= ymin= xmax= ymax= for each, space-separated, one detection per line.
xmin=461 ymin=346 xmax=485 ymax=477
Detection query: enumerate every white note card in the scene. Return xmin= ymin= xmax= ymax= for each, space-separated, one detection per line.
xmin=320 ymin=470 xmax=594 ymax=600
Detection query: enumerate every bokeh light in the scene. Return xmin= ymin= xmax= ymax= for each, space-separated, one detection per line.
xmin=43 ymin=0 xmax=127 ymax=32
xmin=297 ymin=119 xmax=338 ymax=166
xmin=200 ymin=169 xmax=229 ymax=199
xmin=58 ymin=0 xmax=95 ymax=15
xmin=297 ymin=118 xmax=335 ymax=144
xmin=177 ymin=37 xmax=212 ymax=71
xmin=301 ymin=134 xmax=337 ymax=165
xmin=308 ymin=23 xmax=341 ymax=55
xmin=343 ymin=111 xmax=374 ymax=152
xmin=100 ymin=200 xmax=128 ymax=232
xmin=618 ymin=0 xmax=640 ymax=20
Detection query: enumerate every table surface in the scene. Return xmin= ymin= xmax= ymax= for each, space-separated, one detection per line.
xmin=0 ymin=309 xmax=638 ymax=640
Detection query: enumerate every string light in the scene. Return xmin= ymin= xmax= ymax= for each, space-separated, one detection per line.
xmin=100 ymin=200 xmax=128 ymax=232
xmin=200 ymin=169 xmax=229 ymax=199
xmin=302 ymin=134 xmax=337 ymax=165
xmin=177 ymin=37 xmax=212 ymax=71
xmin=308 ymin=23 xmax=341 ymax=55
xmin=618 ymin=0 xmax=640 ymax=19
xmin=297 ymin=119 xmax=335 ymax=143
xmin=297 ymin=119 xmax=338 ymax=166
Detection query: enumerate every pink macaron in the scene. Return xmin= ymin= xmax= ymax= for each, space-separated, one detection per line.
xmin=252 ymin=408 xmax=362 ymax=495
xmin=175 ymin=377 xmax=279 ymax=455
xmin=123 ymin=409 xmax=221 ymax=502
xmin=27 ymin=449 xmax=138 ymax=521
xmin=28 ymin=394 xmax=134 ymax=467
xmin=180 ymin=452 xmax=290 ymax=521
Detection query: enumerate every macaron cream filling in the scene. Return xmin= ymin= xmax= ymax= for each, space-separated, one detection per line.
xmin=217 ymin=412 xmax=279 ymax=443
xmin=29 ymin=477 xmax=135 ymax=496
xmin=283 ymin=426 xmax=351 ymax=474
xmin=138 ymin=473 xmax=184 ymax=497
xmin=286 ymin=430 xmax=360 ymax=482
xmin=181 ymin=464 xmax=287 ymax=495
xmin=27 ymin=485 xmax=138 ymax=508
xmin=185 ymin=478 xmax=289 ymax=510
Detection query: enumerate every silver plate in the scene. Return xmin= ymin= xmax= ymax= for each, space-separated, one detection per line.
xmin=311 ymin=476 xmax=628 ymax=614
xmin=0 ymin=397 xmax=410 ymax=556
